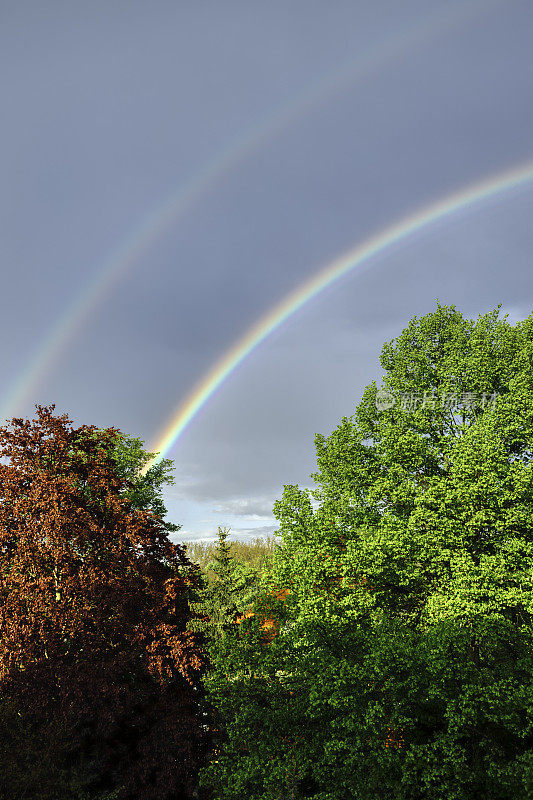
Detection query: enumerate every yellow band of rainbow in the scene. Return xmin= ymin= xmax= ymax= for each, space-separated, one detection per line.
xmin=143 ymin=159 xmax=533 ymax=473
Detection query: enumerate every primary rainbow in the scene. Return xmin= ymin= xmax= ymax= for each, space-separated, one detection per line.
xmin=0 ymin=0 xmax=496 ymax=424
xmin=142 ymin=159 xmax=533 ymax=473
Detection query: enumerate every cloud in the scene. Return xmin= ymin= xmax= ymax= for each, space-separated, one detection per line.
xmin=499 ymin=304 xmax=532 ymax=327
xmin=177 ymin=531 xmax=219 ymax=543
xmin=3 ymin=0 xmax=533 ymax=544
xmin=224 ymin=524 xmax=279 ymax=541
xmin=211 ymin=496 xmax=277 ymax=517
xmin=178 ymin=523 xmax=278 ymax=544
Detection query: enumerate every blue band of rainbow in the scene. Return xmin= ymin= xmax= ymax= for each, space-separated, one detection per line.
xmin=142 ymin=159 xmax=533 ymax=473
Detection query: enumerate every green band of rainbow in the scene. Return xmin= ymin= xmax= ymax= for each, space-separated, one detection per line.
xmin=143 ymin=159 xmax=533 ymax=473
xmin=0 ymin=0 xmax=495 ymax=425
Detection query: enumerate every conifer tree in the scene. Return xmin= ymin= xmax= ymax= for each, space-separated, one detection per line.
xmin=190 ymin=527 xmax=256 ymax=641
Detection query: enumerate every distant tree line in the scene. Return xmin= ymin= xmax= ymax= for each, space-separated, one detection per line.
xmin=183 ymin=536 xmax=278 ymax=577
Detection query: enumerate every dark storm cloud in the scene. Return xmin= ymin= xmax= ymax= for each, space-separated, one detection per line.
xmin=1 ymin=0 xmax=532 ymax=538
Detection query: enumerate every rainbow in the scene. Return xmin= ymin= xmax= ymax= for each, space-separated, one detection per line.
xmin=0 ymin=0 xmax=497 ymax=424
xmin=142 ymin=159 xmax=533 ymax=473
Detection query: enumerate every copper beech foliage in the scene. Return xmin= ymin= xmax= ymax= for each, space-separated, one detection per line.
xmin=0 ymin=406 xmax=207 ymax=799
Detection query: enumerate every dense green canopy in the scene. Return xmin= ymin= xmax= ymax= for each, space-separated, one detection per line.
xmin=202 ymin=303 xmax=533 ymax=800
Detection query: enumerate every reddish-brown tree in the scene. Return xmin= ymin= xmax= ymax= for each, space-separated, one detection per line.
xmin=0 ymin=406 xmax=207 ymax=799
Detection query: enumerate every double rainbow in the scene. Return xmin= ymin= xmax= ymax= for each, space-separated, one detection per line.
xmin=143 ymin=159 xmax=533 ymax=472
xmin=0 ymin=0 xmax=497 ymax=425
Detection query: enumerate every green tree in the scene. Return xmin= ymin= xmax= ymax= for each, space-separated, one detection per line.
xmin=106 ymin=431 xmax=180 ymax=534
xmin=191 ymin=528 xmax=284 ymax=794
xmin=202 ymin=303 xmax=533 ymax=800
xmin=190 ymin=527 xmax=259 ymax=641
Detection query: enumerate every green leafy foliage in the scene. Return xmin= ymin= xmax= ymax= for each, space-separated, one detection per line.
xmin=107 ymin=432 xmax=181 ymax=534
xmin=201 ymin=303 xmax=533 ymax=800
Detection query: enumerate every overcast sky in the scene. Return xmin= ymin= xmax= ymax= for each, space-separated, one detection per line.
xmin=1 ymin=0 xmax=532 ymax=540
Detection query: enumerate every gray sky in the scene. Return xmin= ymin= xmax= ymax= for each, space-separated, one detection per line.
xmin=1 ymin=0 xmax=532 ymax=540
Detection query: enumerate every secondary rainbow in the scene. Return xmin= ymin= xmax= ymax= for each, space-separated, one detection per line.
xmin=143 ymin=159 xmax=533 ymax=473
xmin=0 ymin=0 xmax=496 ymax=424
